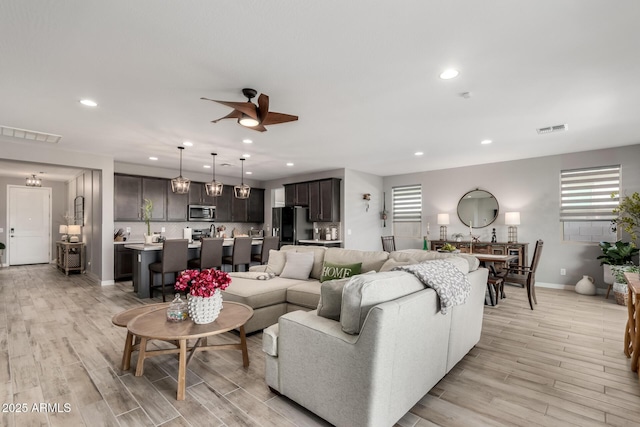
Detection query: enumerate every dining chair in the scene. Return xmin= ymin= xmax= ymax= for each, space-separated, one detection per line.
xmin=149 ymin=239 xmax=189 ymax=302
xmin=381 ymin=236 xmax=396 ymax=252
xmin=505 ymin=239 xmax=544 ymax=310
xmin=252 ymin=236 xmax=280 ymax=265
xmin=486 ymin=264 xmax=504 ymax=306
xmin=188 ymin=237 xmax=224 ymax=270
xmin=222 ymin=237 xmax=252 ymax=272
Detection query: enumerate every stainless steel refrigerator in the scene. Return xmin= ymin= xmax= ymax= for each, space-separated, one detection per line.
xmin=272 ymin=207 xmax=312 ymax=245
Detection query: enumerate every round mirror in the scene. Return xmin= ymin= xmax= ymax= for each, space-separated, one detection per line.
xmin=457 ymin=189 xmax=499 ymax=228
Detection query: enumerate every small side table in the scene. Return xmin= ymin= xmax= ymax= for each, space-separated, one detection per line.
xmin=56 ymin=241 xmax=85 ymax=275
xmin=624 ymin=272 xmax=640 ymax=376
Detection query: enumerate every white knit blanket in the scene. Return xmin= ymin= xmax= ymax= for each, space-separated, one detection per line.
xmin=393 ymin=260 xmax=470 ymax=314
xmin=229 ymin=271 xmax=275 ymax=280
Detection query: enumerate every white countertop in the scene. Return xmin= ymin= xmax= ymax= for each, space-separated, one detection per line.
xmin=124 ymin=238 xmax=263 ymax=251
xmin=114 ymin=240 xmax=143 ymax=245
xmin=299 ymin=239 xmax=343 ymax=244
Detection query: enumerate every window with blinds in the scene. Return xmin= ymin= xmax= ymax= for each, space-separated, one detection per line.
xmin=560 ymin=165 xmax=620 ymax=242
xmin=392 ymin=185 xmax=422 ymax=237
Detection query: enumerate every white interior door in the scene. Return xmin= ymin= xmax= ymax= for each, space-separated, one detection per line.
xmin=8 ymin=186 xmax=51 ymax=265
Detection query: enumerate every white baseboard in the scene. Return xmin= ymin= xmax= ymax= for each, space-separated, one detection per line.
xmin=530 ymin=282 xmax=607 ymax=295
xmin=101 ymin=280 xmax=115 ymax=286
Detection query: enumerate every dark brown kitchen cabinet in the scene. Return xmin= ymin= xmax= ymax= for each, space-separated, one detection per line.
xmin=232 ymin=194 xmax=248 ymax=222
xmin=284 ymin=182 xmax=309 ymax=206
xmin=214 ymin=185 xmax=233 ymax=222
xmin=142 ymin=177 xmax=166 ymax=221
xmin=114 ymin=244 xmax=134 ymax=281
xmin=189 ymin=182 xmax=217 ymax=205
xmin=247 ymin=188 xmax=265 ymax=223
xmin=166 ymin=181 xmax=188 ymax=221
xmin=114 ymin=174 xmax=142 ymax=220
xmin=308 ymin=178 xmax=341 ymax=222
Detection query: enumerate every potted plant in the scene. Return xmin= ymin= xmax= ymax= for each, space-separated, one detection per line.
xmin=611 ymin=265 xmax=640 ymax=305
xmin=612 ymin=192 xmax=640 ymax=244
xmin=175 ymin=268 xmax=231 ymax=324
xmin=142 ymin=198 xmax=153 ymax=244
xmin=597 ymin=241 xmax=639 ymax=285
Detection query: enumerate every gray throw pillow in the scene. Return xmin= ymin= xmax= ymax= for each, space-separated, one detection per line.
xmin=280 ymin=251 xmax=315 ymax=280
xmin=317 ymin=271 xmax=376 ymax=321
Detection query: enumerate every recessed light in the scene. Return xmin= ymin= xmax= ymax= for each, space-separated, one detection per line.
xmin=183 ymin=141 xmax=193 ymax=147
xmin=242 ymin=153 xmax=250 ymax=158
xmin=246 ymin=171 xmax=253 ymax=175
xmin=80 ymin=99 xmax=98 ymax=107
xmin=481 ymin=139 xmax=492 ymax=145
xmin=242 ymin=139 xmax=253 ymax=144
xmin=203 ymin=165 xmax=210 ymax=168
xmin=439 ymin=69 xmax=459 ymax=80
xmin=286 ymin=162 xmax=294 ymax=167
xmin=149 ymin=157 xmax=158 ymax=161
xmin=414 ymin=151 xmax=424 ymax=156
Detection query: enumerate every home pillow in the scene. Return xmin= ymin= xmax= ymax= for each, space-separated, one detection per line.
xmin=317 ymin=271 xmax=375 ymax=321
xmin=279 ymin=251 xmax=315 ymax=280
xmin=320 ymin=261 xmax=362 ymax=283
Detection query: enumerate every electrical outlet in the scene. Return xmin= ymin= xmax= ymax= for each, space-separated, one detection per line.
xmin=0 ymin=228 xmax=3 ymax=233
xmin=161 ymin=227 xmax=166 ymax=233
xmin=126 ymin=227 xmax=131 ymax=233
xmin=560 ymin=268 xmax=566 ymax=276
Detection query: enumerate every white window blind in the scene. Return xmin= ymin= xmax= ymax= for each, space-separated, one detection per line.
xmin=393 ymin=185 xmax=422 ymax=222
xmin=560 ymin=165 xmax=620 ymax=221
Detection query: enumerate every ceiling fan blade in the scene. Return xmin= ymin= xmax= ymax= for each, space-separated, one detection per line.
xmin=248 ymin=123 xmax=268 ymax=132
xmin=200 ymin=97 xmax=258 ymax=120
xmin=262 ymin=112 xmax=299 ymax=126
xmin=211 ymin=110 xmax=242 ymax=123
xmin=257 ymin=93 xmax=269 ymax=122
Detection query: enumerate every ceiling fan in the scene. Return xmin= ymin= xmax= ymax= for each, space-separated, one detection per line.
xmin=201 ymin=88 xmax=298 ymax=132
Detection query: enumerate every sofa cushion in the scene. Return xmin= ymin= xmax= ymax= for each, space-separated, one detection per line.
xmin=379 ymin=258 xmax=411 ymax=272
xmin=286 ymin=281 xmax=322 ymax=309
xmin=316 ymin=277 xmax=352 ymax=321
xmin=340 ymin=271 xmax=424 ymax=334
xmin=222 ymin=277 xmax=307 ymax=309
xmin=390 ymin=250 xmax=479 ymax=272
xmin=294 ymin=246 xmax=327 ymax=279
xmin=265 ymin=250 xmax=287 ymax=275
xmin=323 ymin=248 xmax=389 ymax=273
xmin=280 ymin=251 xmax=315 ymax=280
xmin=320 ymin=261 xmax=362 ymax=282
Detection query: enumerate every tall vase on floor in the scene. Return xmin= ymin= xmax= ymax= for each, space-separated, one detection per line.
xmin=187 ymin=290 xmax=223 ymax=324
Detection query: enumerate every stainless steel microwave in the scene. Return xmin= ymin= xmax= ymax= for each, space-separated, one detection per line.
xmin=188 ymin=205 xmax=216 ymax=222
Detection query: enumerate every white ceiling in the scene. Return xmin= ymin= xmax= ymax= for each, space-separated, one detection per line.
xmin=1 ymin=1 xmax=639 ymax=182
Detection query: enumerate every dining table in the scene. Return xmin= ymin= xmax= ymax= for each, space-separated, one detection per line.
xmin=125 ymin=238 xmax=263 ymax=298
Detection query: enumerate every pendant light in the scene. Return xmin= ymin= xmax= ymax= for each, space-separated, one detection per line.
xmin=171 ymin=146 xmax=191 ymax=194
xmin=234 ymin=158 xmax=251 ymax=199
xmin=204 ymin=152 xmax=224 ymax=197
xmin=26 ymin=174 xmax=42 ymax=187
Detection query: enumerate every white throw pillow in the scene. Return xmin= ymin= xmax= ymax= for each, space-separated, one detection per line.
xmin=280 ymin=251 xmax=315 ymax=280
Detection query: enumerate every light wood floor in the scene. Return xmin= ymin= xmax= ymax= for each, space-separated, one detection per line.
xmin=1 ymin=264 xmax=638 ymax=427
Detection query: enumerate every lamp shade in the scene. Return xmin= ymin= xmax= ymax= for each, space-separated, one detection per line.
xmin=67 ymin=225 xmax=82 ymax=235
xmin=59 ymin=225 xmax=68 ymax=233
xmin=437 ymin=213 xmax=450 ymax=225
xmin=505 ymin=212 xmax=521 ymax=225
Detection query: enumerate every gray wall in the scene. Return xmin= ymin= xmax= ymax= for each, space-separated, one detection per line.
xmin=383 ymin=144 xmax=640 ymax=290
xmin=343 ymin=169 xmax=384 ymax=250
xmin=0 ymin=177 xmax=67 ymax=265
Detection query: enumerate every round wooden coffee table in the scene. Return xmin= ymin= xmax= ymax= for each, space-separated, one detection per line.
xmin=127 ymin=301 xmax=253 ymax=400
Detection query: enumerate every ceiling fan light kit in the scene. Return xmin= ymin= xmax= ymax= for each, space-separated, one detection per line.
xmin=202 ymin=88 xmax=298 ymax=132
xmin=234 ymin=158 xmax=251 ymax=199
xmin=171 ymin=146 xmax=191 ymax=194
xmin=204 ymin=152 xmax=224 ymax=197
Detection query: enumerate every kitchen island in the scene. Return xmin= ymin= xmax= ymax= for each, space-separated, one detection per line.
xmin=125 ymin=239 xmax=262 ymax=298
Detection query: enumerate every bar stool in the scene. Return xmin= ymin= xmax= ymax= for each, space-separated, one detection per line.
xmin=251 ymin=236 xmax=279 ymax=265
xmin=149 ymin=239 xmax=188 ymax=302
xmin=188 ymin=237 xmax=224 ymax=271
xmin=222 ymin=237 xmax=252 ymax=272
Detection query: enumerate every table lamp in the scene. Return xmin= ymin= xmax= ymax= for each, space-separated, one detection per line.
xmin=67 ymin=225 xmax=82 ymax=243
xmin=437 ymin=213 xmax=450 ymax=240
xmin=59 ymin=225 xmax=68 ymax=241
xmin=505 ymin=212 xmax=520 ymax=243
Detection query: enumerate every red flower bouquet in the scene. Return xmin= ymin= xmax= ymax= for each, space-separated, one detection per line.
xmin=175 ymin=269 xmax=231 ymax=297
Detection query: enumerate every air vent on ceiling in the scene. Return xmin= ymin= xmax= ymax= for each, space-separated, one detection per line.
xmin=536 ymin=123 xmax=568 ymax=134
xmin=0 ymin=125 xmax=62 ymax=143
xmin=220 ymin=163 xmax=233 ymax=167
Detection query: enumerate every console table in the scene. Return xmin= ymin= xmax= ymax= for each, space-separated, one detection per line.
xmin=624 ymin=272 xmax=640 ymax=376
xmin=56 ymin=241 xmax=85 ymax=275
xmin=430 ymin=240 xmax=529 ymax=284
